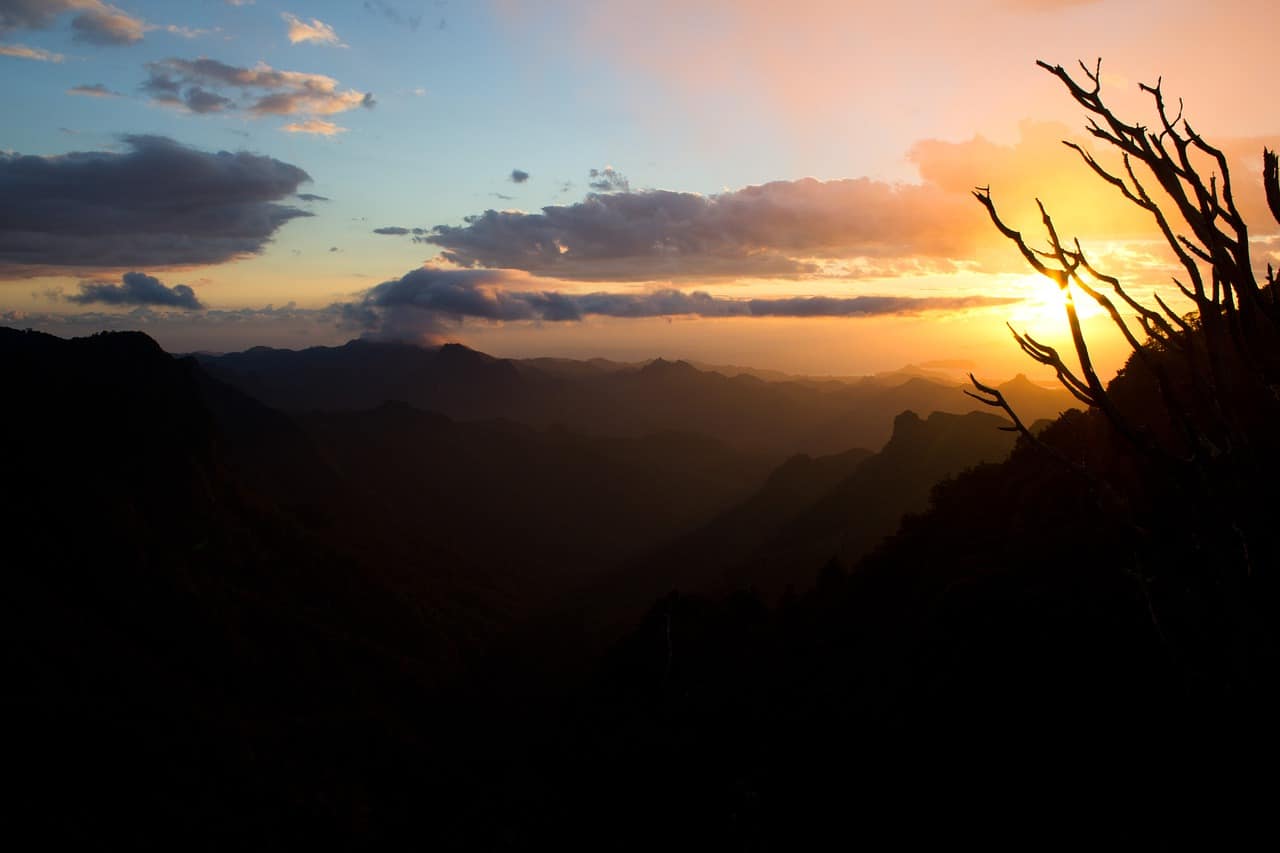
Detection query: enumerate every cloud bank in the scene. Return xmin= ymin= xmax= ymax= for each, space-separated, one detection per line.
xmin=422 ymin=177 xmax=975 ymax=281
xmin=0 ymin=135 xmax=312 ymax=276
xmin=337 ymin=267 xmax=1018 ymax=342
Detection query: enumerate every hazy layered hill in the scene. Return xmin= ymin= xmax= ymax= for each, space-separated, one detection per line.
xmin=604 ymin=409 xmax=1020 ymax=619
xmin=198 ymin=340 xmax=1076 ymax=456
xmin=297 ymin=403 xmax=774 ymax=578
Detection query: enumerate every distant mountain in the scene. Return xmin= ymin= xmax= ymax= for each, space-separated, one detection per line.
xmin=639 ymin=409 xmax=1019 ymax=604
xmin=199 ymin=340 xmax=1078 ymax=456
xmin=297 ymin=402 xmax=774 ymax=580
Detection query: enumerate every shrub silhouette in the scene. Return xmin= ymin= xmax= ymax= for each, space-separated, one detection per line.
xmin=968 ymin=59 xmax=1280 ymax=693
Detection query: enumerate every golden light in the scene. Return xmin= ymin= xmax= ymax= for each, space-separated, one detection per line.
xmin=1004 ymin=272 xmax=1108 ymax=332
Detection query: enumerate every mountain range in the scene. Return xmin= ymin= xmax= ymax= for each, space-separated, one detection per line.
xmin=197 ymin=339 xmax=1074 ymax=457
xmin=5 ymin=325 xmax=1090 ymax=846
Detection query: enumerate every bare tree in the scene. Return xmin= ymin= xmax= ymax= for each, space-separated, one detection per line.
xmin=968 ymin=59 xmax=1280 ymax=686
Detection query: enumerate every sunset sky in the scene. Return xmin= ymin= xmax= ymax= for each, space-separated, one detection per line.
xmin=2 ymin=0 xmax=1278 ymax=377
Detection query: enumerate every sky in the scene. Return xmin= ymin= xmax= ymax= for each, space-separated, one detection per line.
xmin=2 ymin=0 xmax=1278 ymax=378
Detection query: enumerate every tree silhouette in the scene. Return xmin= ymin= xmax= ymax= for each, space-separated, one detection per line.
xmin=967 ymin=59 xmax=1280 ymax=691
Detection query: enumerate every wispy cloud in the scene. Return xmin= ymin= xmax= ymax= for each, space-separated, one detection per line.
xmin=142 ymin=57 xmax=374 ymax=131
xmin=67 ymin=82 xmax=121 ymax=97
xmin=0 ymin=42 xmax=63 ymax=61
xmin=373 ymin=226 xmax=427 ymax=236
xmin=282 ymin=118 xmax=346 ymax=136
xmin=363 ymin=0 xmax=422 ymax=32
xmin=587 ymin=166 xmax=628 ymax=193
xmin=282 ymin=12 xmax=344 ymax=46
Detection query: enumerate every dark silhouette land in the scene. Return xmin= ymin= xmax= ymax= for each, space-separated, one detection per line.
xmin=7 ymin=59 xmax=1280 ymax=848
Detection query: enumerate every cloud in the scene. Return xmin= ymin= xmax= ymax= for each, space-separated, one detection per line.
xmin=282 ymin=118 xmax=346 ymax=136
xmin=1 ymin=1 xmax=138 ymax=43
xmin=0 ymin=42 xmax=63 ymax=61
xmin=363 ymin=0 xmax=422 ymax=32
xmin=68 ymin=271 xmax=203 ymax=309
xmin=588 ymin=166 xmax=628 ymax=193
xmin=142 ymin=57 xmax=374 ymax=127
xmin=416 ymin=120 xmax=1280 ymax=286
xmin=67 ymin=82 xmax=120 ymax=97
xmin=0 ymin=135 xmax=312 ymax=276
xmin=160 ymin=23 xmax=217 ymax=39
xmin=510 ymin=169 xmax=530 ymax=184
xmin=70 ymin=4 xmax=144 ymax=44
xmin=373 ymin=226 xmax=427 ymax=236
xmin=296 ymin=193 xmax=329 ymax=202
xmin=335 ymin=266 xmax=1019 ymax=343
xmin=282 ymin=12 xmax=343 ymax=46
xmin=420 ymin=176 xmax=977 ymax=281
xmin=907 ymin=120 xmax=1280 ymax=244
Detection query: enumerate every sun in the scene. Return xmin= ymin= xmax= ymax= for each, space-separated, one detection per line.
xmin=1003 ymin=272 xmax=1109 ymax=333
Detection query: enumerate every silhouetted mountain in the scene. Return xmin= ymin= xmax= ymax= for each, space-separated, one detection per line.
xmin=199 ymin=339 xmax=1077 ymax=455
xmin=10 ymin=326 xmax=1187 ymax=847
xmin=641 ymin=409 xmax=1018 ymax=603
xmin=1 ymin=328 xmax=504 ymax=845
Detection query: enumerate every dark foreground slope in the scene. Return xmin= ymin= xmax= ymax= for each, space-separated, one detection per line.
xmin=1 ymin=328 xmax=475 ymax=845
xmin=0 ymin=329 xmax=768 ymax=845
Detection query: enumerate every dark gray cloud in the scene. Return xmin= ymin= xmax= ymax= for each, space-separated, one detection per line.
xmin=510 ymin=168 xmax=529 ymax=184
xmin=68 ymin=271 xmax=203 ymax=309
xmin=420 ymin=177 xmax=975 ymax=281
xmin=336 ymin=267 xmax=1019 ymax=342
xmin=296 ymin=193 xmax=329 ymax=202
xmin=141 ymin=57 xmax=373 ymax=125
xmin=67 ymin=83 xmax=121 ymax=97
xmin=363 ymin=0 xmax=423 ymax=32
xmin=373 ymin=226 xmax=427 ymax=236
xmin=0 ymin=134 xmax=312 ymax=276
xmin=588 ymin=166 xmax=629 ymax=193
xmin=181 ymin=85 xmax=234 ymax=113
